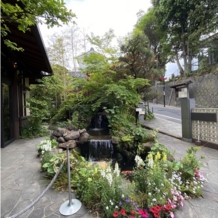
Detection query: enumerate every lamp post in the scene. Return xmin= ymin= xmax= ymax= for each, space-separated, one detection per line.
xmin=159 ymin=75 xmax=167 ymax=107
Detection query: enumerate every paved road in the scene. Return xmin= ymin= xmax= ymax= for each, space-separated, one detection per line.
xmin=149 ymin=103 xmax=181 ymax=123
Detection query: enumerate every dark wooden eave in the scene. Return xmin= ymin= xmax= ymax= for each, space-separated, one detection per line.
xmin=170 ymin=80 xmax=193 ymax=89
xmin=1 ymin=22 xmax=53 ymax=81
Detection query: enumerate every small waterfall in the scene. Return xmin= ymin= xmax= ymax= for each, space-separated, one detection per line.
xmin=96 ymin=114 xmax=102 ymax=128
xmin=89 ymin=139 xmax=113 ymax=161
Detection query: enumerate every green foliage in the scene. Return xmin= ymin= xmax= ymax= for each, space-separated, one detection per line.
xmin=25 ymin=96 xmax=50 ymax=133
xmin=151 ymin=0 xmax=218 ymax=74
xmin=42 ymin=150 xmax=85 ymax=176
xmin=39 ymin=139 xmax=206 ymax=218
xmin=144 ymin=110 xmax=154 ymax=120
xmin=181 ymin=147 xmax=204 ymax=176
xmin=119 ymin=32 xmax=161 ymax=88
xmin=87 ymin=29 xmax=118 ymax=60
xmin=37 ymin=138 xmax=58 ymax=156
xmin=21 ymin=123 xmax=49 ymax=139
xmin=1 ymin=0 xmax=75 ymax=50
xmin=135 ymin=8 xmax=169 ymax=71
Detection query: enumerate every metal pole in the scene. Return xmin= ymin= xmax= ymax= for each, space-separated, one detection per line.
xmin=67 ymin=146 xmax=72 ymax=206
xmin=59 ymin=145 xmax=82 ymax=215
xmin=163 ymin=81 xmax=165 ymax=107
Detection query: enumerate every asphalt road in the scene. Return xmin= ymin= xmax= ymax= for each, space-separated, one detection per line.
xmin=149 ymin=103 xmax=181 ymax=124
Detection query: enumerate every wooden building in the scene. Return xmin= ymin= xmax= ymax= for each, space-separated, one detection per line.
xmin=1 ymin=23 xmax=53 ymax=148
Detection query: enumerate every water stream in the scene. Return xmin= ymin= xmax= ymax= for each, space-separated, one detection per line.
xmin=87 ymin=113 xmax=113 ymax=161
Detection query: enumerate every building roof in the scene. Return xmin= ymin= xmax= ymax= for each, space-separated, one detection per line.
xmin=1 ymin=22 xmax=53 ymax=81
xmin=170 ymin=79 xmax=193 ymax=89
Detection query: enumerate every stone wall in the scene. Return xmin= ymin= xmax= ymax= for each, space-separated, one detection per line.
xmin=151 ymin=71 xmax=218 ymax=108
xmin=192 ymin=108 xmax=218 ymax=146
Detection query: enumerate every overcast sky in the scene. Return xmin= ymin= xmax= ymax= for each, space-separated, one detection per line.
xmin=39 ymin=0 xmax=178 ymax=77
xmin=39 ymin=0 xmax=152 ymax=42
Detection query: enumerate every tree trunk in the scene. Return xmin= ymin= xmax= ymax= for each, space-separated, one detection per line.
xmin=175 ymin=51 xmax=184 ymax=76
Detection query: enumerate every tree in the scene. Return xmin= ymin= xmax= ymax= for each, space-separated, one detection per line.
xmin=119 ymin=32 xmax=160 ymax=92
xmin=87 ymin=29 xmax=118 ymax=61
xmin=1 ymin=0 xmax=75 ymax=50
xmin=151 ymin=0 xmax=218 ymax=75
xmin=47 ymin=34 xmax=73 ymax=101
xmin=135 ymin=8 xmax=169 ymax=71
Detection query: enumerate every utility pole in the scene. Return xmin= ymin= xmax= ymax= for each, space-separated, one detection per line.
xmin=163 ymin=80 xmax=165 ymax=107
xmin=159 ymin=75 xmax=167 ymax=107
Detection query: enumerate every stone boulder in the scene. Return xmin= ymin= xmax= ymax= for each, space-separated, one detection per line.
xmin=79 ymin=128 xmax=87 ymax=134
xmin=59 ymin=140 xmax=77 ymax=149
xmin=78 ymin=132 xmax=90 ymax=144
xmin=57 ymin=137 xmax=65 ymax=143
xmin=52 ymin=128 xmax=68 ymax=137
xmin=64 ymin=131 xmax=80 ymax=141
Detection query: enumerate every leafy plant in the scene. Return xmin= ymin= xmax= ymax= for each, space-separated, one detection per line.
xmin=21 ymin=123 xmax=49 ymax=138
xmin=37 ymin=138 xmax=58 ymax=156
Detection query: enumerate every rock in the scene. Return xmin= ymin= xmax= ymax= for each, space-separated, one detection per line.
xmin=52 ymin=128 xmax=67 ymax=137
xmin=79 ymin=128 xmax=87 ymax=134
xmin=66 ymin=124 xmax=76 ymax=131
xmin=64 ymin=131 xmax=80 ymax=141
xmin=51 ymin=148 xmax=60 ymax=155
xmin=57 ymin=137 xmax=65 ymax=143
xmin=78 ymin=132 xmax=90 ymax=144
xmin=111 ymin=136 xmax=119 ymax=144
xmin=58 ymin=140 xmax=77 ymax=149
xmin=141 ymin=142 xmax=154 ymax=152
xmin=62 ymin=130 xmax=71 ymax=137
xmin=167 ymin=154 xmax=175 ymax=162
xmin=50 ymin=135 xmax=58 ymax=140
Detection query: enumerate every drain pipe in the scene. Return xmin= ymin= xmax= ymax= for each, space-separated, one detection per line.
xmin=195 ymin=120 xmax=201 ymax=145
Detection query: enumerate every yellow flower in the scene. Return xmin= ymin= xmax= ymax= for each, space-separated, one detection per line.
xmin=163 ymin=153 xmax=167 ymax=161
xmin=87 ymin=178 xmax=92 ymax=182
xmin=155 ymin=152 xmax=161 ymax=160
xmin=94 ymin=167 xmax=98 ymax=174
xmin=148 ymin=153 xmax=153 ymax=160
xmin=87 ymin=163 xmax=92 ymax=168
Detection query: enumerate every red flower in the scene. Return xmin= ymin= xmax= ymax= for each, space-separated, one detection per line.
xmin=131 ymin=210 xmax=136 ymax=215
xmin=153 ymin=212 xmax=160 ymax=218
xmin=130 ymin=216 xmax=135 ymax=218
xmin=138 ymin=209 xmax=148 ymax=217
xmin=120 ymin=208 xmax=126 ymax=215
xmin=150 ymin=205 xmax=161 ymax=213
xmin=113 ymin=211 xmax=119 ymax=217
xmin=165 ymin=204 xmax=171 ymax=211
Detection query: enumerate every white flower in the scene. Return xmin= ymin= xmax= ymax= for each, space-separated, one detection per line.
xmin=122 ymin=194 xmax=125 ymax=198
xmin=148 ymin=193 xmax=151 ymax=196
xmin=115 ymin=206 xmax=118 ymax=209
xmin=152 ymin=198 xmax=156 ymax=202
xmin=106 ymin=166 xmax=112 ymax=173
xmin=113 ymin=163 xmax=120 ymax=177
xmin=106 ymin=206 xmax=109 ymax=210
xmin=135 ymin=155 xmax=145 ymax=167
xmin=106 ymin=173 xmax=113 ymax=186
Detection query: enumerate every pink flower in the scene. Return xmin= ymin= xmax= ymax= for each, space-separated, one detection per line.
xmin=168 ymin=198 xmax=176 ymax=209
xmin=170 ymin=211 xmax=175 ymax=218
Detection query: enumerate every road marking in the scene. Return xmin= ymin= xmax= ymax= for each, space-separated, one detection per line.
xmin=154 ymin=113 xmax=181 ymax=121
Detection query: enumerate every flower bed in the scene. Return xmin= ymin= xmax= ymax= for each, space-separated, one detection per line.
xmin=38 ymin=140 xmax=207 ymax=218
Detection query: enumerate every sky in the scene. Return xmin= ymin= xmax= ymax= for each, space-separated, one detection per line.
xmin=39 ymin=0 xmax=178 ymax=77
xmin=39 ymin=0 xmax=152 ymax=43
